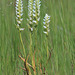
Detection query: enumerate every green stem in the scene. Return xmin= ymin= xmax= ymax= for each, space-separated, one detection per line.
xmin=34 ymin=28 xmax=37 ymax=51
xmin=30 ymin=32 xmax=33 ymax=70
xmin=19 ymin=30 xmax=26 ymax=59
xmin=46 ymin=36 xmax=49 ymax=59
xmin=30 ymin=32 xmax=33 ymax=56
xmin=30 ymin=32 xmax=37 ymax=75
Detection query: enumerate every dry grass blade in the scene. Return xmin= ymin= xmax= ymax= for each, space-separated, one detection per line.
xmin=19 ymin=55 xmax=34 ymax=71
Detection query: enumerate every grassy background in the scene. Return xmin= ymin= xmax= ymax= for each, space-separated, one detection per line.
xmin=0 ymin=0 xmax=75 ymax=75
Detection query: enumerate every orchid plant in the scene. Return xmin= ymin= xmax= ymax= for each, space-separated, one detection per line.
xmin=15 ymin=0 xmax=50 ymax=74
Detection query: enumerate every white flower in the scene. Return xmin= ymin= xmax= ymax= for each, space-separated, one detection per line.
xmin=20 ymin=18 xmax=23 ymax=21
xmin=17 ymin=15 xmax=20 ymax=17
xmin=43 ymin=14 xmax=50 ymax=36
xmin=43 ymin=31 xmax=47 ymax=34
xmin=43 ymin=26 xmax=46 ymax=28
xmin=33 ymin=20 xmax=37 ymax=23
xmin=31 ymin=28 xmax=33 ymax=31
xmin=17 ymin=21 xmax=21 ymax=24
xmin=19 ymin=28 xmax=25 ymax=31
xmin=37 ymin=17 xmax=40 ymax=21
xmin=17 ymin=24 xmax=19 ymax=27
xmin=27 ymin=0 xmax=33 ymax=32
xmin=33 ymin=0 xmax=41 ymax=25
xmin=16 ymin=0 xmax=23 ymax=27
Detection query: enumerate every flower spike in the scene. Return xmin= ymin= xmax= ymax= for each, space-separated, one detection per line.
xmin=43 ymin=14 xmax=50 ymax=36
xmin=33 ymin=0 xmax=41 ymax=26
xmin=16 ymin=0 xmax=23 ymax=27
xmin=27 ymin=0 xmax=33 ymax=32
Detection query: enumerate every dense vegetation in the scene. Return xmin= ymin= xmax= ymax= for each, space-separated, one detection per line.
xmin=0 ymin=0 xmax=75 ymax=75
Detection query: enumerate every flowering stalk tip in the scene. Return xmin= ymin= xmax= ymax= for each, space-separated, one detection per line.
xmin=16 ymin=0 xmax=23 ymax=29
xmin=27 ymin=0 xmax=33 ymax=32
xmin=43 ymin=14 xmax=50 ymax=36
xmin=33 ymin=0 xmax=41 ymax=26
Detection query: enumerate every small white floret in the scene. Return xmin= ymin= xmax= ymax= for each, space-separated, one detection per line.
xmin=43 ymin=31 xmax=47 ymax=34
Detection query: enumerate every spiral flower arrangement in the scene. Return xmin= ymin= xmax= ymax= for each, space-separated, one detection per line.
xmin=27 ymin=0 xmax=33 ymax=32
xmin=33 ymin=0 xmax=41 ymax=27
xmin=16 ymin=0 xmax=24 ymax=31
xmin=27 ymin=0 xmax=41 ymax=31
xmin=43 ymin=14 xmax=50 ymax=59
xmin=43 ymin=14 xmax=50 ymax=36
